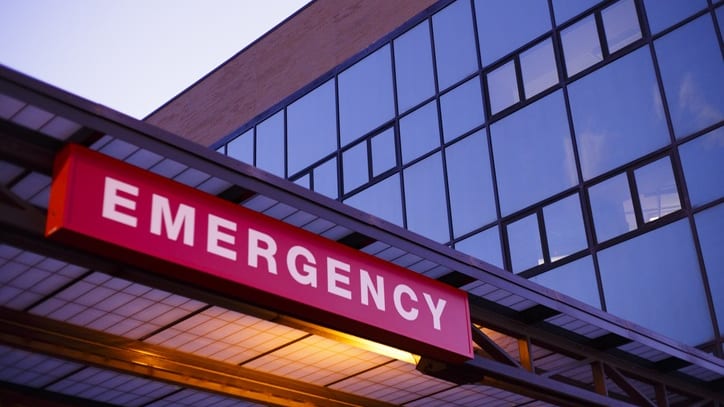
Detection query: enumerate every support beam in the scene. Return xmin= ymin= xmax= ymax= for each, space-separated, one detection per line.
xmin=471 ymin=325 xmax=519 ymax=367
xmin=518 ymin=336 xmax=534 ymax=372
xmin=605 ymin=364 xmax=656 ymax=407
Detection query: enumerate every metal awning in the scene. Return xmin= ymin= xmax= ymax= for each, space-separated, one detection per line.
xmin=0 ymin=64 xmax=722 ymax=406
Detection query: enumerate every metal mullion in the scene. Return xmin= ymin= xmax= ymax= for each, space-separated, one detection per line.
xmin=537 ymin=209 xmax=552 ymax=265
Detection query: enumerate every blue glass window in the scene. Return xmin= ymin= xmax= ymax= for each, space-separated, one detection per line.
xmin=343 ymin=141 xmax=368 ymax=193
xmin=643 ymin=0 xmax=707 ymax=34
xmin=655 ymin=15 xmax=724 ymax=139
xmin=488 ymin=61 xmax=519 ymax=114
xmin=394 ymin=21 xmax=435 ymax=114
xmin=474 ymin=0 xmax=551 ymax=66
xmin=313 ymin=158 xmax=337 ymax=199
xmin=404 ymin=153 xmax=450 ymax=243
xmin=287 ymin=80 xmax=337 ymax=175
xmin=520 ymin=39 xmax=558 ymax=99
xmin=694 ymin=203 xmax=724 ymax=331
xmin=440 ymin=77 xmax=485 ymax=142
xmin=255 ymin=110 xmax=285 ymax=177
xmin=338 ymin=45 xmax=394 ymax=145
xmin=294 ymin=174 xmax=310 ymax=189
xmin=679 ymin=127 xmax=724 ymax=206
xmin=569 ymin=48 xmax=669 ymax=179
xmin=552 ymin=0 xmax=601 ymax=25
xmin=432 ymin=0 xmax=478 ymax=90
xmin=492 ymin=91 xmax=577 ymax=215
xmin=344 ymin=174 xmax=403 ymax=227
xmin=370 ymin=128 xmax=396 ymax=177
xmin=634 ymin=157 xmax=681 ymax=223
xmin=456 ymin=226 xmax=503 ymax=269
xmin=598 ymin=219 xmax=713 ymax=345
xmin=601 ymin=0 xmax=641 ymax=53
xmin=445 ymin=131 xmax=496 ymax=238
xmin=507 ymin=213 xmax=543 ymax=273
xmin=400 ymin=101 xmax=440 ymax=164
xmin=531 ymin=256 xmax=601 ymax=308
xmin=226 ymin=129 xmax=253 ymax=164
xmin=589 ymin=173 xmax=635 ymax=242
xmin=561 ymin=15 xmax=602 ymax=76
xmin=543 ymin=194 xmax=587 ymax=261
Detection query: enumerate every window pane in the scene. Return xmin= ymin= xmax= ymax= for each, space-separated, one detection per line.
xmin=432 ymin=0 xmax=478 ymax=90
xmin=446 ymin=131 xmax=497 ymax=237
xmin=371 ymin=128 xmax=396 ymax=177
xmin=400 ymin=100 xmax=440 ymax=164
xmin=404 ymin=153 xmax=450 ymax=243
xmin=507 ymin=213 xmax=543 ymax=273
xmin=569 ymin=48 xmax=669 ymax=179
xmin=589 ymin=173 xmax=635 ymax=242
xmin=394 ymin=21 xmax=435 ymax=113
xmin=643 ymin=0 xmax=707 ymax=34
xmin=287 ymin=80 xmax=337 ymax=175
xmin=634 ymin=157 xmax=681 ymax=223
xmin=488 ymin=60 xmax=519 ymax=114
xmin=339 ymin=45 xmax=394 ymax=145
xmin=294 ymin=173 xmax=310 ymax=189
xmin=256 ymin=110 xmax=285 ymax=177
xmin=226 ymin=129 xmax=253 ymax=164
xmin=655 ymin=15 xmax=724 ymax=139
xmin=561 ymin=15 xmax=602 ymax=76
xmin=543 ymin=194 xmax=587 ymax=261
xmin=344 ymin=174 xmax=403 ymax=227
xmin=552 ymin=0 xmax=601 ymax=25
xmin=440 ymin=77 xmax=485 ymax=142
xmin=455 ymin=226 xmax=503 ymax=269
xmin=313 ymin=158 xmax=337 ymax=199
xmin=694 ymin=203 xmax=724 ymax=331
xmin=343 ymin=141 xmax=369 ymax=193
xmin=531 ymin=256 xmax=600 ymax=308
xmin=492 ymin=91 xmax=577 ymax=215
xmin=598 ymin=219 xmax=713 ymax=345
xmin=520 ymin=39 xmax=558 ymax=99
xmin=602 ymin=0 xmax=641 ymax=53
xmin=680 ymin=127 xmax=724 ymax=206
xmin=475 ymin=0 xmax=551 ymax=66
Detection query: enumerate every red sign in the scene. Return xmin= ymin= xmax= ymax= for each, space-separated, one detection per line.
xmin=46 ymin=144 xmax=473 ymax=362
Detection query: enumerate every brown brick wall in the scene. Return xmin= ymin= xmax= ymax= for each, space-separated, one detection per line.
xmin=145 ymin=0 xmax=438 ymax=147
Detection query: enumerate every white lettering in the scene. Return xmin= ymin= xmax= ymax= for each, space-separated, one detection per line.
xmin=102 ymin=177 xmax=138 ymax=227
xmin=150 ymin=194 xmax=195 ymax=246
xmin=248 ymin=228 xmax=277 ymax=274
xmin=327 ymin=258 xmax=351 ymax=299
xmin=287 ymin=245 xmax=317 ymax=287
xmin=360 ymin=269 xmax=385 ymax=311
xmin=207 ymin=214 xmax=236 ymax=260
xmin=423 ymin=293 xmax=447 ymax=330
xmin=393 ymin=284 xmax=418 ymax=321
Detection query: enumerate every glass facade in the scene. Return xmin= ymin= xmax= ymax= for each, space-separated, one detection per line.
xmin=217 ymin=0 xmax=724 ymax=353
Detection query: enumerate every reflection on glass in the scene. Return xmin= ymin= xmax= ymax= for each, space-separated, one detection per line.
xmin=552 ymin=0 xmax=601 ymax=25
xmin=294 ymin=174 xmax=310 ymax=189
xmin=634 ymin=157 xmax=681 ymax=223
xmin=440 ymin=77 xmax=485 ymax=142
xmin=643 ymin=0 xmax=706 ymax=34
xmin=432 ymin=0 xmax=478 ymax=90
xmin=655 ymin=16 xmax=724 ymax=139
xmin=694 ymin=203 xmax=724 ymax=330
xmin=589 ymin=173 xmax=635 ymax=242
xmin=507 ymin=213 xmax=543 ymax=273
xmin=344 ymin=174 xmax=403 ymax=227
xmin=371 ymin=128 xmax=396 ymax=177
xmin=679 ymin=127 xmax=724 ymax=206
xmin=343 ymin=142 xmax=369 ymax=193
xmin=339 ymin=45 xmax=394 ymax=145
xmin=543 ymin=194 xmax=587 ymax=261
xmin=255 ymin=110 xmax=285 ymax=177
xmin=227 ymin=129 xmax=253 ymax=164
xmin=492 ymin=91 xmax=577 ymax=215
xmin=400 ymin=101 xmax=440 ymax=164
xmin=313 ymin=158 xmax=337 ymax=199
xmin=455 ymin=226 xmax=503 ymax=269
xmin=446 ymin=131 xmax=496 ymax=237
xmin=520 ymin=39 xmax=558 ymax=99
xmin=488 ymin=61 xmax=519 ymax=114
xmin=404 ymin=153 xmax=449 ymax=243
xmin=561 ymin=15 xmax=602 ymax=76
xmin=287 ymin=80 xmax=337 ymax=175
xmin=474 ymin=0 xmax=551 ymax=66
xmin=598 ymin=219 xmax=713 ymax=345
xmin=394 ymin=22 xmax=436 ymax=114
xmin=531 ymin=256 xmax=600 ymax=308
xmin=569 ymin=48 xmax=668 ymax=179
xmin=602 ymin=0 xmax=641 ymax=53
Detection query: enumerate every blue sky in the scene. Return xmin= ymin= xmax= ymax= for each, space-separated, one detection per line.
xmin=0 ymin=1 xmax=309 ymax=118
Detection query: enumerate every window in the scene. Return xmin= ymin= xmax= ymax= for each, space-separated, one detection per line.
xmin=507 ymin=213 xmax=543 ymax=273
xmin=343 ymin=141 xmax=369 ymax=193
xmin=287 ymin=80 xmax=337 ymax=175
xmin=226 ymin=129 xmax=253 ymax=164
xmin=695 ymin=203 xmax=724 ymax=331
xmin=404 ymin=153 xmax=450 ymax=243
xmin=394 ymin=21 xmax=435 ymax=114
xmin=643 ymin=0 xmax=707 ymax=34
xmin=455 ymin=226 xmax=503 ymax=269
xmin=589 ymin=173 xmax=635 ymax=242
xmin=370 ymin=128 xmax=397 ymax=177
xmin=520 ymin=39 xmax=558 ymax=99
xmin=487 ymin=61 xmax=519 ymax=114
xmin=313 ymin=158 xmax=338 ymax=199
xmin=344 ymin=174 xmax=403 ymax=227
xmin=634 ymin=156 xmax=681 ymax=223
xmin=400 ymin=101 xmax=440 ymax=164
xmin=432 ymin=0 xmax=478 ymax=90
xmin=601 ymin=0 xmax=641 ymax=53
xmin=255 ymin=110 xmax=285 ymax=177
xmin=561 ymin=15 xmax=602 ymax=76
xmin=531 ymin=256 xmax=600 ymax=308
xmin=551 ymin=0 xmax=601 ymax=25
xmin=440 ymin=77 xmax=485 ymax=142
xmin=679 ymin=127 xmax=724 ymax=206
xmin=543 ymin=193 xmax=587 ymax=261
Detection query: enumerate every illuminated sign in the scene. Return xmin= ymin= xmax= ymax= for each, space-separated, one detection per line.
xmin=46 ymin=144 xmax=472 ymax=362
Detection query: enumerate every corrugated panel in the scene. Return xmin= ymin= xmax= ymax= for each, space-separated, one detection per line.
xmin=0 ymin=344 xmax=84 ymax=388
xmin=405 ymin=384 xmax=540 ymax=407
xmin=145 ymin=388 xmax=264 ymax=407
xmin=617 ymin=342 xmax=670 ymax=362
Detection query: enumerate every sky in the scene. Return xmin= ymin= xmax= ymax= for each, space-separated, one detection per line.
xmin=0 ymin=1 xmax=309 ymax=119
